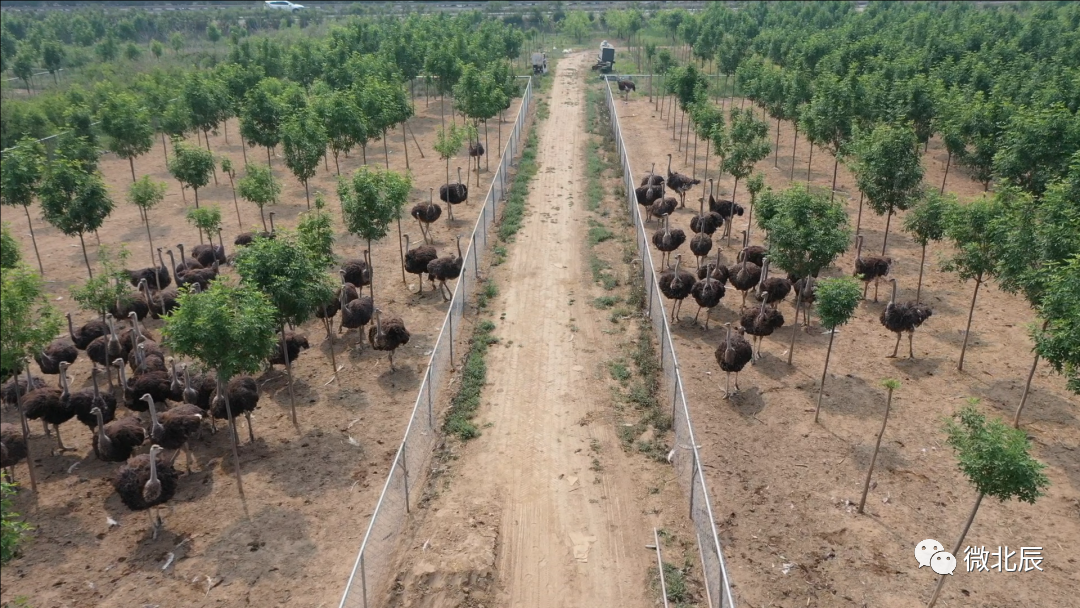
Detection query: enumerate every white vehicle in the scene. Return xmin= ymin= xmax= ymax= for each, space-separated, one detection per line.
xmin=264 ymin=1 xmax=305 ymax=12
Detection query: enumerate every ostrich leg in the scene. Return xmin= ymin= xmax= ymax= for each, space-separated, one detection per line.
xmin=54 ymin=424 xmax=72 ymax=452
xmin=694 ymin=306 xmax=703 ymax=325
xmin=723 ymin=372 xmax=732 ymax=399
xmin=245 ymin=411 xmax=256 ymax=443
xmin=862 ymin=281 xmax=870 ymax=300
xmin=733 ymin=372 xmax=741 ymax=392
xmin=873 ymin=276 xmax=881 ymax=302
xmin=888 ymin=333 xmax=902 ymax=358
xmin=908 ymin=332 xmax=915 ymax=359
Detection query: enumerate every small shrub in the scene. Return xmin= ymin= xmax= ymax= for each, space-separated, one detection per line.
xmin=444 ymin=321 xmax=498 ymax=440
xmin=1 ymin=481 xmax=32 ymax=564
xmin=608 ymin=359 xmax=631 ymax=382
xmin=593 ymin=295 xmax=620 ymax=309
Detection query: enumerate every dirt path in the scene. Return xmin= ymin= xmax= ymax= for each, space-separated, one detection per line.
xmin=384 ymin=54 xmax=657 ymax=608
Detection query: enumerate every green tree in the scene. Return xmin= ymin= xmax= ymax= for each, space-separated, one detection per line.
xmin=434 ymin=124 xmax=465 ymax=220
xmin=992 ymin=104 xmax=1080 ymax=198
xmin=183 ymin=73 xmax=230 ymax=177
xmin=207 ymin=22 xmax=222 ymax=46
xmin=168 ymin=141 xmax=215 ymax=209
xmin=722 ymin=107 xmax=771 ymax=227
xmin=339 ymin=166 xmax=412 ymax=298
xmin=123 ymin=42 xmax=142 ymax=62
xmin=237 ymin=164 xmax=280 ymax=232
xmin=858 ymin=379 xmax=900 ymax=514
xmin=1033 ymin=254 xmax=1080 ymax=397
xmin=560 ymin=10 xmax=591 ymax=42
xmin=99 ymin=92 xmax=156 ymax=183
xmin=927 ymin=402 xmax=1050 ymax=608
xmin=150 ymin=40 xmax=164 ymax=60
xmin=95 ymin=35 xmax=119 ymax=62
xmin=240 ymin=77 xmax=287 ymax=176
xmin=0 ymin=224 xmax=21 ymax=270
xmin=800 ymin=73 xmax=854 ymax=190
xmin=169 ymin=32 xmax=185 ymax=55
xmin=2 ymin=479 xmax=34 ymax=558
xmin=12 ymin=46 xmax=34 ymax=95
xmin=234 ymin=233 xmax=335 ymax=425
xmin=41 ymin=40 xmax=64 ymax=85
xmin=221 ymin=158 xmax=242 ymax=227
xmin=280 ymin=105 xmax=327 ymax=208
xmin=424 ymin=44 xmax=463 ymax=128
xmin=903 ymin=191 xmax=953 ymax=303
xmin=297 ymin=192 xmax=336 ymax=270
xmin=161 ymin=277 xmax=278 ymax=499
xmin=128 ymin=175 xmax=167 ymax=266
xmin=314 ymin=89 xmax=366 ymax=176
xmin=70 ymin=245 xmax=131 ymax=320
xmin=850 ymin=123 xmax=925 ymax=255
xmin=39 ymin=160 xmax=115 ymax=279
xmin=186 ymin=205 xmax=223 ymax=248
xmin=812 ymin=276 xmax=862 ymax=423
xmin=942 ymin=196 xmax=1004 ymax=372
xmin=0 ymin=138 xmax=46 ymax=274
xmin=359 ymin=77 xmax=415 ymax=170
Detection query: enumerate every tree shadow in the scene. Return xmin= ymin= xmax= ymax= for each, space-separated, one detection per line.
xmin=929 ymin=327 xmax=983 ymax=351
xmin=239 ymin=427 xmax=365 ymax=499
xmin=1036 ymin=441 xmax=1080 ymax=493
xmin=751 ymin=350 xmax=797 ymax=381
xmin=817 ymin=374 xmax=882 ymax=420
xmin=888 ymin=355 xmax=946 ymax=377
xmin=971 ymin=381 xmax=1077 ymax=427
xmin=850 ymin=442 xmax=908 ymax=472
xmin=203 ymin=505 xmax=317 ymax=584
xmin=727 ymin=385 xmax=766 ymax=418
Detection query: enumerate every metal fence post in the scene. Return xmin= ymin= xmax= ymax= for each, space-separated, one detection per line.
xmin=472 ymin=234 xmax=479 ymax=278
xmin=672 ymin=373 xmax=680 ymax=423
xmin=399 ymin=451 xmax=410 ymax=513
xmin=361 ymin=554 xmax=368 ymax=608
xmin=426 ymin=367 xmax=434 ymax=429
xmin=690 ymin=450 xmax=699 ymax=520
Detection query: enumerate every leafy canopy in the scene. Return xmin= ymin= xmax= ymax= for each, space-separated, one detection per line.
xmin=280 ymin=105 xmax=328 ymax=186
xmin=240 ymin=77 xmax=287 ymax=150
xmin=759 ymin=185 xmax=851 ymax=279
xmin=338 ymin=166 xmax=413 ymax=243
xmin=1033 ymin=254 xmax=1080 ymax=395
xmin=237 ymin=164 xmax=281 ymax=209
xmin=127 ymin=175 xmax=167 ymax=211
xmin=723 ymin=107 xmax=772 ymax=182
xmin=850 ymin=122 xmax=924 ymax=217
xmin=70 ymin=245 xmax=131 ymax=317
xmin=943 ymin=401 xmax=1050 ymax=503
xmin=434 ymin=124 xmax=466 ymax=161
xmin=941 ymin=196 xmax=1004 ymax=283
xmin=903 ymin=190 xmax=953 ymax=247
xmin=0 ymin=224 xmax=21 ymax=270
xmin=1 ymin=264 xmax=62 ymax=377
xmin=186 ymin=206 xmax=224 ymax=241
xmin=0 ymin=137 xmax=45 ymax=209
xmin=234 ymin=232 xmax=335 ymax=326
xmin=168 ymin=142 xmax=215 ymax=192
xmin=99 ymin=92 xmax=155 ymax=163
xmin=39 ymin=160 xmax=115 ymax=238
xmin=814 ymin=277 xmax=863 ymax=330
xmin=296 ymin=193 xmax=336 ymax=270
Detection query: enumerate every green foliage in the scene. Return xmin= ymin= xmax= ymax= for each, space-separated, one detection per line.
xmin=162 ymin=277 xmax=278 ymax=380
xmin=280 ymin=105 xmax=327 ymax=191
xmin=168 ymin=142 xmax=215 ymax=194
xmin=186 ymin=206 xmax=223 ymax=241
xmin=903 ymin=190 xmax=953 ymax=247
xmin=759 ymin=185 xmax=850 ymax=279
xmin=314 ymin=89 xmax=366 ymax=167
xmin=1 ymin=480 xmax=32 ymax=565
xmin=667 ymin=63 xmax=709 ymax=111
xmin=850 ymin=122 xmax=924 ymax=217
xmin=881 ymin=378 xmax=901 ymax=391
xmin=99 ymin=92 xmax=155 ymax=167
xmin=182 ymin=72 xmax=229 ymax=140
xmin=207 ymin=22 xmax=222 ymax=45
xmin=0 ymin=224 xmax=21 ymax=270
xmin=1033 ymin=254 xmax=1080 ymax=395
xmin=434 ymin=124 xmax=466 ymax=161
xmin=296 ymin=193 xmax=336 ymax=269
xmin=454 ymin=64 xmax=506 ymax=123
xmin=1 ymin=264 xmax=61 ymax=378
xmin=722 ymin=107 xmax=771 ymax=183
xmin=498 ymin=128 xmax=539 ymax=242
xmin=941 ymin=197 xmax=1003 ymax=283
xmin=41 ymin=41 xmax=64 ymax=78
xmin=444 ymin=320 xmax=497 ymax=440
xmin=0 ymin=138 xmax=45 ymax=211
xmin=39 ymin=160 xmax=114 ymax=238
xmin=560 ymin=10 xmax=592 ymax=43
xmin=814 ymin=277 xmax=863 ymax=330
xmin=234 ymin=232 xmax=335 ymax=327
xmin=356 ymin=77 xmax=413 ymax=138
xmin=240 ymin=77 xmax=287 ymax=151
xmin=70 ymin=245 xmax=130 ymax=317
xmin=799 ymin=72 xmax=854 ymax=154
xmin=151 ymin=40 xmax=164 ymax=59
xmin=124 ymin=42 xmax=142 ymax=62
xmin=237 ymin=164 xmax=281 ymax=210
xmin=170 ymin=32 xmax=185 ymax=54
xmin=943 ymin=401 xmax=1050 ymax=503
xmin=127 ymin=175 xmax=167 ymax=212
xmin=338 ymin=166 xmax=412 ymax=243
xmin=992 ymin=104 xmax=1080 ymax=198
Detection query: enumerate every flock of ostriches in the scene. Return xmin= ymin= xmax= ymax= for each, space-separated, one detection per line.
xmin=638 ymin=155 xmax=933 ymax=399
xmin=0 ymin=176 xmax=474 ymax=539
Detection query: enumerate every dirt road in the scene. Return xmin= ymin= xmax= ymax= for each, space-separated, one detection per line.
xmin=384 ymin=54 xmax=658 ymax=608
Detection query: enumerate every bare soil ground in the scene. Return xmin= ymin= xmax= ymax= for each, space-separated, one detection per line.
xmin=615 ymin=92 xmax=1079 ymax=608
xmin=380 ymin=53 xmax=700 ymax=608
xmin=1 ymin=91 xmax=522 ymax=607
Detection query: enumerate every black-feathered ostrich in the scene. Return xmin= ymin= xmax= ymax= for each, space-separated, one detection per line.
xmin=710 ymin=197 xmax=745 ymax=243
xmin=754 ymin=258 xmax=792 ymax=307
xmin=268 ymin=332 xmax=309 ymax=369
xmin=716 ymin=323 xmax=754 ymax=398
xmin=689 ymin=226 xmax=712 ymax=269
xmin=2 ymin=374 xmax=45 ymax=409
xmin=144 ymin=394 xmax=202 ymax=473
xmin=115 ymin=359 xmax=172 ymax=411
xmin=338 ymin=275 xmax=374 ymax=350
xmin=369 ymin=308 xmax=411 ymax=372
xmin=690 ymin=266 xmax=726 ymax=329
xmin=91 ymin=406 xmax=145 ymax=462
xmin=740 ymin=294 xmax=785 ymax=363
xmin=139 ymin=272 xmax=179 ymax=319
xmin=69 ymin=367 xmax=117 ymax=451
xmin=658 ymin=254 xmax=697 ymax=323
xmin=652 ymin=215 xmax=686 ymax=270
xmin=235 ymin=211 xmax=276 ymax=247
xmin=617 ymin=78 xmax=636 ymax=101
xmin=126 ymin=263 xmax=171 ymax=292
xmin=853 ymin=235 xmax=892 ymax=302
xmin=1 ymin=423 xmax=28 ymax=482
xmin=35 ymin=337 xmax=78 ymax=382
xmin=427 ymin=235 xmax=464 ymax=301
xmin=666 ymin=154 xmax=700 ymax=209
xmin=23 ymin=365 xmax=75 ymax=451
xmin=412 ymin=188 xmax=443 ymax=243
xmin=113 ymin=444 xmax=177 ymax=540
xmin=191 ymin=242 xmax=226 ymax=267
xmin=403 ymin=234 xmax=438 ymax=294
xmin=690 ymin=180 xmax=724 ymax=236
xmin=341 ymin=252 xmax=372 ymax=295
xmin=648 ymin=182 xmax=678 ymax=223
xmin=736 ymin=230 xmax=767 ymax=267
xmin=636 ymin=164 xmax=664 ymax=207
xmin=210 ymin=376 xmax=260 ymax=443
xmin=86 ymin=314 xmax=127 ymax=389
xmin=65 ymin=312 xmax=108 ymax=351
xmin=880 ymin=278 xmax=933 ymax=359
xmin=440 ymin=168 xmax=468 ymax=221
xmin=727 ymin=257 xmax=762 ymax=309
xmin=698 ymin=247 xmax=730 ymax=283
xmin=790 ymin=274 xmax=817 ymax=327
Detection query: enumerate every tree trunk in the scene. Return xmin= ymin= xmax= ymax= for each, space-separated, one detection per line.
xmin=830 ymin=157 xmax=840 ymax=202
xmin=484 ymin=121 xmax=490 ymax=172
xmin=204 ymin=129 xmax=219 ymax=185
xmin=787 ymin=287 xmax=804 ymax=365
xmin=129 ymin=157 xmax=138 ymax=183
xmin=161 ymin=132 xmax=169 ymax=164
xmin=281 ymin=322 xmax=298 ymax=428
xmin=22 ymin=204 xmax=44 ymax=275
xmin=259 ymin=206 xmax=267 ymax=232
xmin=229 ymin=175 xmax=242 ymax=227
xmin=333 ymin=151 xmax=341 ymax=176
xmin=855 ymin=192 xmax=865 ymax=244
xmin=958 ymin=277 xmax=982 ymax=372
xmin=303 ymin=180 xmax=310 ymax=209
xmin=383 ymin=131 xmax=390 ymax=170
xmin=397 ymin=217 xmax=406 ymax=285
xmin=858 ymin=385 xmax=895 ymax=513
xmin=1013 ymin=320 xmax=1048 ymax=428
xmin=927 ymin=493 xmax=984 ymax=608
xmin=402 ymin=123 xmax=410 ymax=170
xmin=440 ymin=94 xmax=445 ymax=131
xmin=194 ymin=187 xmax=201 ymax=210
xmin=700 ymin=140 xmax=711 ymax=203
xmin=326 ymin=316 xmax=339 ymax=385
xmin=78 ymin=232 xmax=93 ymax=278
xmin=806 ymin=142 xmax=814 ymax=184
xmin=14 ymin=378 xmax=39 ymax=492
xmin=881 ymin=209 xmax=893 ymax=256
xmin=691 ymin=123 xmax=699 ymax=176
xmin=217 ymin=375 xmax=246 ymax=501
xmin=790 ymin=125 xmax=799 ymax=181
xmin=728 ymin=176 xmax=740 ymax=247
xmin=367 ymin=238 xmax=375 ymax=301
xmin=240 ymin=134 xmax=248 ymax=166
xmin=224 ymin=119 xmax=229 ymax=145
xmin=940 ymin=151 xmax=951 ymax=195
xmin=144 ymin=212 xmax=156 ymax=266
xmin=916 ymin=244 xmax=927 ymax=303
xmin=773 ymin=117 xmax=781 ymax=167
xmin=407 ymin=121 xmax=424 ymax=158
xmin=815 ymin=330 xmax=836 ymax=423
xmin=498 ymin=111 xmax=503 ymax=157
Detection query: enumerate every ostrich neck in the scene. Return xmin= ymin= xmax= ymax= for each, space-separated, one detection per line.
xmin=59 ymin=365 xmax=69 ymax=397
xmin=147 ymin=398 xmax=163 ymax=432
xmin=375 ymin=313 xmax=383 ymax=337
xmin=95 ymin=410 xmax=109 ymax=445
xmin=456 ymin=237 xmax=462 ymax=258
xmin=146 ymin=453 xmax=160 ymax=497
xmin=67 ymin=315 xmax=76 ymax=341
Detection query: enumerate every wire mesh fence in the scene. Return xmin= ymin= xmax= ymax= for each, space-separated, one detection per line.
xmin=604 ymin=76 xmax=737 ymax=608
xmin=338 ymin=76 xmax=532 ymax=608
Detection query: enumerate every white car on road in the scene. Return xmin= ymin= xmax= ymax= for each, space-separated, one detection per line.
xmin=265 ymin=1 xmax=305 ymax=12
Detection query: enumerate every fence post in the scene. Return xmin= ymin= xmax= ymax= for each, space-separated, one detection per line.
xmin=399 ymin=450 xmax=411 ymax=514
xmin=472 ymin=234 xmax=479 ymax=278
xmin=671 ymin=373 xmax=680 ymax=423
xmin=448 ymin=312 xmax=455 ymax=369
xmin=689 ymin=449 xmax=698 ymax=521
xmin=426 ymin=366 xmax=434 ymax=429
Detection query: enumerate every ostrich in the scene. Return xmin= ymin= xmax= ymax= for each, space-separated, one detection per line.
xmin=109 ymin=277 xmax=151 ymax=321
xmin=666 ymin=154 xmax=700 ymax=208
xmin=167 ymin=358 xmax=186 ymax=403
xmin=268 ymin=331 xmax=309 ymax=368
xmin=368 ymin=308 xmax=410 ymax=371
xmin=635 ymin=164 xmax=664 ymax=207
xmin=69 ymin=367 xmax=117 ymax=447
xmin=182 ymin=365 xmax=214 ymax=412
xmin=128 ymin=342 xmax=167 ymax=375
xmin=427 ymin=235 xmax=463 ymax=301
xmin=439 ymin=168 xmax=469 ymax=221
xmin=403 ymin=234 xmax=438 ymax=293
xmin=119 ymin=309 xmax=156 ymax=353
xmin=658 ymin=254 xmax=697 ymax=323
xmin=2 ymin=374 xmax=45 ymax=408
xmin=716 ymin=323 xmax=754 ymax=398
xmin=880 ymin=279 xmax=933 ymax=359
xmin=341 ymin=253 xmax=372 ymax=293
xmin=652 ymin=215 xmax=686 ymax=270
xmin=690 ymin=268 xmax=726 ymax=329
xmin=177 ymin=259 xmax=219 ymax=291
xmin=191 ymin=242 xmax=226 ymax=267
xmin=640 ymin=166 xmax=664 ymax=187
xmin=140 ymin=274 xmax=178 ymax=319
xmin=23 ymin=365 xmax=75 ymax=452
xmin=727 ymin=257 xmax=762 ymax=308
xmin=690 ymin=181 xmax=724 ymax=236
xmin=339 ymin=281 xmax=374 ymax=349
xmin=173 ymin=243 xmax=204 ymax=273
xmin=115 ymin=359 xmax=172 ymax=411
xmin=210 ymin=376 xmax=259 ymax=443
xmin=87 ymin=314 xmax=128 ymax=388
xmin=710 ymin=198 xmax=745 ymax=242
xmin=754 ymin=258 xmax=792 ymax=306
xmin=617 ymin=78 xmax=636 ymax=100
xmin=235 ymin=211 xmax=276 ymax=247
xmin=126 ymin=264 xmax=171 ymax=291
xmin=144 ymin=394 xmax=202 ymax=473
xmin=468 ymin=140 xmax=485 ymax=176
xmin=736 ymin=230 xmax=767 ymax=267
xmin=1 ymin=423 xmax=28 ymax=481
xmin=790 ymin=274 xmax=818 ymax=327
xmin=740 ymin=294 xmax=786 ymax=362
xmin=648 ymin=182 xmax=678 ymax=223
xmin=698 ymin=247 xmax=730 ymax=283
xmin=35 ymin=338 xmax=78 ymax=380
xmin=689 ymin=229 xmax=712 ymax=269
xmin=91 ymin=407 xmax=145 ymax=462
xmin=113 ymin=444 xmax=178 ymax=540
xmin=411 ymin=188 xmax=443 ymax=244
xmin=853 ymin=235 xmax=892 ymax=302
xmin=65 ymin=312 xmax=108 ymax=351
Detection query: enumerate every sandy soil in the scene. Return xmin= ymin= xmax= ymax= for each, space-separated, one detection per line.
xmin=380 ymin=54 xmax=699 ymax=608
xmin=614 ymin=92 xmax=1080 ymax=608
xmin=1 ymin=91 xmax=522 ymax=607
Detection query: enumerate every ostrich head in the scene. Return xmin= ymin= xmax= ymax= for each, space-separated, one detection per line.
xmin=144 ymin=445 xmax=164 ymax=501
xmin=403 ymin=233 xmax=410 ymax=252
xmin=142 ymin=394 xmax=162 ymax=432
xmin=428 ymin=187 xmax=434 ymax=208
xmin=855 ymin=234 xmax=864 ymax=260
xmin=887 ymin=278 xmax=898 ymax=310
xmin=455 ymin=235 xmax=462 ymax=258
xmin=268 ymin=211 xmax=277 ymax=233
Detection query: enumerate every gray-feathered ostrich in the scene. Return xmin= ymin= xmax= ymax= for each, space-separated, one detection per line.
xmin=368 ymin=308 xmax=410 ymax=372
xmin=69 ymin=367 xmax=117 ymax=449
xmin=716 ymin=323 xmax=754 ymax=398
xmin=191 ymin=242 xmax=226 ymax=267
xmin=690 ymin=265 xmax=726 ymax=329
xmin=173 ymin=243 xmax=203 ymax=273
xmin=338 ymin=274 xmax=374 ymax=350
xmin=23 ymin=364 xmax=75 ymax=451
xmin=403 ymin=234 xmax=438 ymax=294
xmin=666 ymin=154 xmax=700 ymax=209
xmin=1 ymin=423 xmax=28 ymax=482
xmin=658 ymin=254 xmax=697 ymax=323
xmin=736 ymin=230 xmax=767 ymax=267
xmin=144 ymin=394 xmax=202 ymax=473
xmin=710 ymin=197 xmax=745 ymax=243
xmin=412 ymin=188 xmax=443 ymax=244
xmin=652 ymin=215 xmax=686 ymax=270
xmin=235 ymin=211 xmax=276 ymax=247
xmin=113 ymin=444 xmax=177 ymax=540
xmin=698 ymin=247 xmax=730 ymax=283
xmin=65 ymin=312 xmax=108 ymax=351
xmin=790 ymin=274 xmax=817 ymax=327
xmin=91 ymin=406 xmax=145 ymax=462
xmin=690 ymin=180 xmax=724 ymax=236
xmin=210 ymin=376 xmax=259 ymax=443
xmin=636 ymin=164 xmax=664 ymax=207
xmin=727 ymin=257 xmax=762 ymax=309
xmin=86 ymin=314 xmax=127 ymax=389
xmin=617 ymin=78 xmax=636 ymax=101
xmin=140 ymin=272 xmax=179 ymax=319
xmin=754 ymin=258 xmax=792 ymax=307
xmin=853 ymin=235 xmax=892 ymax=302
xmin=439 ymin=168 xmax=468 ymax=221
xmin=880 ymin=278 xmax=933 ymax=359
xmin=468 ymin=141 xmax=485 ymax=178
xmin=648 ymin=182 xmax=678 ymax=223
xmin=427 ymin=235 xmax=463 ymax=301
xmin=740 ymin=294 xmax=785 ymax=363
